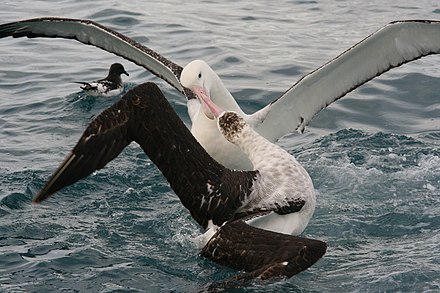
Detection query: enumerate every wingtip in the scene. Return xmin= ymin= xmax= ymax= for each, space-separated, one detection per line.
xmin=32 ymin=198 xmax=41 ymax=204
xmin=201 ymin=217 xmax=326 ymax=288
xmin=30 ymin=83 xmax=161 ymax=205
xmin=32 ymin=189 xmax=52 ymax=204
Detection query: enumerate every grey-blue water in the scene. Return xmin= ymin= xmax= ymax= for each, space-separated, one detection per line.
xmin=1 ymin=1 xmax=440 ymax=292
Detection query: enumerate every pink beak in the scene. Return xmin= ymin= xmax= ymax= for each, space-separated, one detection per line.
xmin=192 ymin=85 xmax=223 ymax=119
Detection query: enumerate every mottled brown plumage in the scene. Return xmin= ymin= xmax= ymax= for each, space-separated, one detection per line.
xmin=217 ymin=111 xmax=246 ymax=142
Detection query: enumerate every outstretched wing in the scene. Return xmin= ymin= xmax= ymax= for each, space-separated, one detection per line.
xmin=201 ymin=214 xmax=326 ymax=290
xmin=33 ymin=82 xmax=255 ymax=232
xmin=34 ymin=83 xmax=325 ymax=289
xmin=0 ymin=17 xmax=195 ymax=100
xmin=34 ymin=86 xmax=136 ymax=202
xmin=254 ymin=20 xmax=440 ymax=141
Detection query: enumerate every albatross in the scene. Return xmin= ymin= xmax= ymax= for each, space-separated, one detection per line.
xmin=33 ymin=82 xmax=326 ymax=289
xmin=1 ymin=18 xmax=440 ymax=169
xmin=75 ymin=62 xmax=129 ymax=97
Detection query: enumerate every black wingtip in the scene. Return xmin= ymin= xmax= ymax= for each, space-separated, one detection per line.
xmin=32 ymin=191 xmax=50 ymax=204
xmin=32 ymin=198 xmax=41 ymax=204
xmin=33 ymin=186 xmax=52 ymax=203
xmin=31 ymin=82 xmax=165 ymax=204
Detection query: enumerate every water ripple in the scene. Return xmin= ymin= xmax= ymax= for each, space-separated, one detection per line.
xmin=1 ymin=1 xmax=440 ymax=292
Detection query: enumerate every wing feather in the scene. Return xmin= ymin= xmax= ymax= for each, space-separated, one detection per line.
xmin=202 ymin=215 xmax=326 ymax=290
xmin=255 ymin=20 xmax=440 ymax=141
xmin=34 ymin=86 xmax=134 ymax=202
xmin=0 ymin=17 xmax=195 ymax=99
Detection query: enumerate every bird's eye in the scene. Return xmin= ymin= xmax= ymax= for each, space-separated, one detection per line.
xmin=198 ymin=73 xmax=202 ymax=78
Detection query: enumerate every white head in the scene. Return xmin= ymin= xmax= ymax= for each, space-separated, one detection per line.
xmin=180 ymin=60 xmax=216 ymax=95
xmin=180 ymin=60 xmax=243 ymax=121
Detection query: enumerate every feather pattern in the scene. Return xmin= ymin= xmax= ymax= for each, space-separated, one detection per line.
xmin=33 ymin=83 xmax=325 ymax=284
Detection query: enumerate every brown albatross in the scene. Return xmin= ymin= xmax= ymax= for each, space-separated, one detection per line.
xmin=33 ymin=82 xmax=326 ymax=289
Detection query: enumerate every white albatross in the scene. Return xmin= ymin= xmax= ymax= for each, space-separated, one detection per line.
xmin=1 ymin=18 xmax=440 ymax=169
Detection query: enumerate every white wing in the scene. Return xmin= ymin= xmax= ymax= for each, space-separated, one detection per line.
xmin=2 ymin=18 xmax=439 ymax=138
xmin=0 ymin=17 xmax=195 ymax=99
xmin=254 ymin=20 xmax=440 ymax=142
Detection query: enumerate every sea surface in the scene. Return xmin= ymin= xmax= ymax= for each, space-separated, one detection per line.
xmin=1 ymin=1 xmax=440 ymax=292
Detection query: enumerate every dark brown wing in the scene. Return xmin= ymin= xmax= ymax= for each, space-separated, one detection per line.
xmin=201 ymin=215 xmax=326 ymax=290
xmin=34 ymin=88 xmax=134 ymax=202
xmin=33 ymin=82 xmax=255 ymax=232
xmin=32 ymin=83 xmax=325 ymax=289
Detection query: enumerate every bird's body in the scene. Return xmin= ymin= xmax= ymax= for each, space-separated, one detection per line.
xmin=75 ymin=63 xmax=129 ymax=97
xmin=31 ymin=83 xmax=325 ymax=288
xmin=198 ymin=89 xmax=316 ymax=237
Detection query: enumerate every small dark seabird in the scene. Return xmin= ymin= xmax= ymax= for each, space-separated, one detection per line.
xmin=75 ymin=62 xmax=129 ymax=97
xmin=33 ymin=82 xmax=326 ymax=290
xmin=1 ymin=18 xmax=440 ymax=170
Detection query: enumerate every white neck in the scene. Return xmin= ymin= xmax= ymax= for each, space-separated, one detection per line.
xmin=209 ymin=73 xmax=245 ymax=116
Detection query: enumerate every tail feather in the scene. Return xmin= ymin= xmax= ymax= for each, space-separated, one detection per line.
xmin=74 ymin=81 xmax=96 ymax=91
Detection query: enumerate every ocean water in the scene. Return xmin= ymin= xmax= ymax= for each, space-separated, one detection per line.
xmin=0 ymin=0 xmax=440 ymax=292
